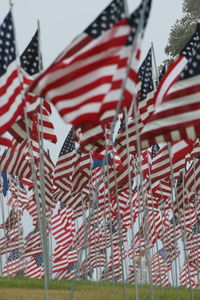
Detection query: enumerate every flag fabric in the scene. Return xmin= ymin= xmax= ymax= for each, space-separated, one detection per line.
xmin=8 ymin=177 xmax=29 ymax=213
xmin=2 ymin=250 xmax=26 ymax=277
xmin=99 ymin=0 xmax=152 ymax=124
xmin=9 ymin=30 xmax=57 ymax=144
xmin=31 ymin=107 xmax=57 ymax=143
xmin=0 ymin=11 xmax=25 ymax=135
xmin=20 ymin=30 xmax=41 ymax=75
xmin=52 ymin=0 xmax=125 ymax=61
xmin=28 ymin=0 xmax=151 ymax=129
xmin=140 ymin=23 xmax=200 ymax=147
xmin=137 ymin=47 xmax=155 ymax=124
xmin=27 ymin=4 xmax=128 ymax=124
xmin=24 ymin=226 xmax=42 ymax=257
xmin=0 ymin=135 xmax=14 ymax=148
xmin=54 ymin=129 xmax=76 ymax=192
xmin=25 ymin=254 xmax=44 ymax=278
xmin=151 ymin=247 xmax=170 ymax=286
xmin=0 ymin=208 xmax=19 ymax=231
xmin=0 ymin=140 xmax=32 ymax=179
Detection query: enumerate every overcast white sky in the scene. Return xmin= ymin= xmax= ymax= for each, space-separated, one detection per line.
xmin=0 ymin=0 xmax=184 ymax=159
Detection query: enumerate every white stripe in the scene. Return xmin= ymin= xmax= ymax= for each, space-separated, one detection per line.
xmin=142 ymin=109 xmax=200 ymax=135
xmin=155 ymin=56 xmax=187 ymax=107
xmin=62 ymin=103 xmax=102 ymax=123
xmin=55 ymin=81 xmax=112 ymax=110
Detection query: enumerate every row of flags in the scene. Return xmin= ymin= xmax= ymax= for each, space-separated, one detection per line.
xmin=0 ymin=0 xmax=200 ymax=290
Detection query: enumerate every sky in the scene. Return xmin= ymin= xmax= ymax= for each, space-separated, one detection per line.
xmin=0 ymin=0 xmax=184 ymax=159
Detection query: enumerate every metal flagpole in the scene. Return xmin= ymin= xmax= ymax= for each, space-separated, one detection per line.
xmin=151 ymin=42 xmax=159 ymax=87
xmin=180 ymin=173 xmax=195 ymax=299
xmin=192 ymin=160 xmax=200 ymax=288
xmin=123 ymin=107 xmax=139 ymax=300
xmin=8 ymin=2 xmax=49 ymax=298
xmin=0 ymin=190 xmax=9 ymax=276
xmin=37 ymin=19 xmax=51 ymax=288
xmin=110 ymin=136 xmax=127 ymax=300
xmin=146 ymin=155 xmax=164 ymax=290
xmin=121 ymin=2 xmax=155 ymax=298
xmin=167 ymin=142 xmax=184 ymax=293
xmin=133 ymin=88 xmax=155 ymax=299
xmin=103 ymin=139 xmax=116 ymax=293
xmin=67 ymin=169 xmax=101 ymax=300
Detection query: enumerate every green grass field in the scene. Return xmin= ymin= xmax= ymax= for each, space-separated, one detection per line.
xmin=0 ymin=277 xmax=199 ymax=300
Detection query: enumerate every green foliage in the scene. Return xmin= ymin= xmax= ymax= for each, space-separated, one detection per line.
xmin=164 ymin=0 xmax=200 ymax=60
xmin=0 ymin=278 xmax=200 ymax=300
xmin=165 ymin=15 xmax=196 ymax=59
xmin=183 ymin=0 xmax=200 ymax=19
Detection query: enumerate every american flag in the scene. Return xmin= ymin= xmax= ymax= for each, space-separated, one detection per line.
xmin=0 ymin=222 xmax=23 ymax=255
xmin=31 ymin=107 xmax=57 ymax=144
xmin=56 ymin=262 xmax=77 ymax=280
xmin=180 ymin=262 xmax=198 ymax=288
xmin=185 ymin=157 xmax=200 ymax=193
xmin=52 ymin=206 xmax=75 ymax=250
xmin=54 ymin=129 xmax=76 ymax=192
xmin=0 ymin=11 xmax=25 ymax=135
xmin=140 ymin=23 xmax=200 ymax=147
xmin=9 ymin=30 xmax=57 ymax=144
xmin=80 ymin=251 xmax=106 ymax=276
xmin=0 ymin=140 xmax=32 ymax=179
xmin=28 ymin=0 xmax=151 ymax=129
xmin=0 ymin=208 xmax=19 ymax=231
xmin=2 ymin=250 xmax=25 ymax=277
xmin=24 ymin=226 xmax=42 ymax=257
xmin=137 ymin=47 xmax=155 ymax=124
xmin=99 ymin=0 xmax=152 ymax=124
xmin=150 ymin=141 xmax=193 ymax=185
xmin=52 ymin=248 xmax=78 ymax=273
xmin=26 ymin=254 xmax=44 ymax=278
xmin=53 ymin=0 xmax=125 ymax=61
xmin=20 ymin=30 xmax=41 ymax=75
xmin=71 ymin=151 xmax=91 ymax=195
xmin=78 ymin=0 xmax=152 ymax=151
xmin=151 ymin=247 xmax=170 ymax=286
xmin=27 ymin=1 xmax=127 ymax=123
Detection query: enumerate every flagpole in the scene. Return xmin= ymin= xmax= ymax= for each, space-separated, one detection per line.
xmin=8 ymin=3 xmax=49 ymax=299
xmin=110 ymin=136 xmax=127 ymax=300
xmin=122 ymin=3 xmax=141 ymax=298
xmin=167 ymin=142 xmax=187 ymax=292
xmin=15 ymin=177 xmax=25 ymax=275
xmin=181 ymin=174 xmax=195 ymax=299
xmin=0 ymin=190 xmax=9 ymax=276
xmin=37 ymin=19 xmax=51 ymax=289
xmin=122 ymin=0 xmax=129 ymax=17
xmin=146 ymin=155 xmax=165 ymax=289
xmin=151 ymin=42 xmax=159 ymax=87
xmin=191 ymin=160 xmax=200 ymax=288
xmin=102 ymin=146 xmax=116 ymax=292
xmin=123 ymin=107 xmax=139 ymax=300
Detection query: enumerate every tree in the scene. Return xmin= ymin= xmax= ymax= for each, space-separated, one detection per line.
xmin=164 ymin=0 xmax=200 ymax=60
xmin=183 ymin=0 xmax=200 ymax=19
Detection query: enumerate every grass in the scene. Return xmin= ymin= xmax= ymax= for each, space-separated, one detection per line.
xmin=0 ymin=277 xmax=199 ymax=300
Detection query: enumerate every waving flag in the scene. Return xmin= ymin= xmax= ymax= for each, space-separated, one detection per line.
xmin=51 ymin=0 xmax=125 ymax=61
xmin=28 ymin=1 xmax=151 ymax=127
xmin=20 ymin=30 xmax=41 ymax=75
xmin=141 ymin=23 xmax=200 ymax=147
xmin=54 ymin=129 xmax=76 ymax=192
xmin=137 ymin=47 xmax=155 ymax=123
xmin=2 ymin=251 xmax=25 ymax=277
xmin=0 ymin=12 xmax=24 ymax=135
xmin=26 ymin=254 xmax=44 ymax=278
